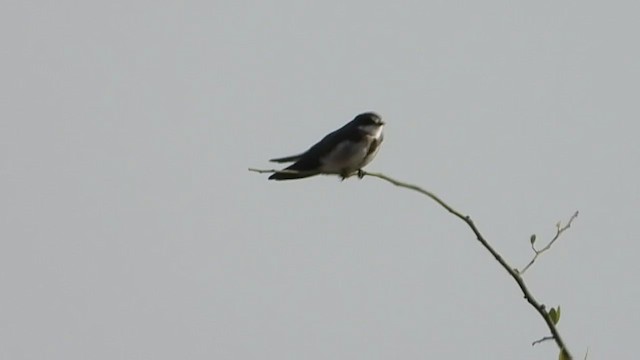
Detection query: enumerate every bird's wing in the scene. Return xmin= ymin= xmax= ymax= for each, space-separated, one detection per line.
xmin=303 ymin=126 xmax=361 ymax=158
xmin=270 ymin=123 xmax=361 ymax=165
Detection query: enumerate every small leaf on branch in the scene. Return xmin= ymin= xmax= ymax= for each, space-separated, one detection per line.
xmin=549 ymin=306 xmax=561 ymax=325
xmin=556 ymin=306 xmax=561 ymax=323
xmin=559 ymin=348 xmax=570 ymax=360
xmin=530 ymin=234 xmax=537 ymax=245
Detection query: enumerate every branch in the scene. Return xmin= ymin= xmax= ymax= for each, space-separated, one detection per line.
xmin=519 ymin=211 xmax=579 ymax=275
xmin=248 ymin=168 xmax=280 ymax=174
xmin=359 ymin=171 xmax=576 ymax=360
xmin=249 ymin=168 xmax=577 ymax=359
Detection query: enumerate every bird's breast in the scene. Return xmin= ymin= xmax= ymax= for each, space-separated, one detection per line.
xmin=320 ymin=125 xmax=384 ymax=174
xmin=319 ymin=140 xmax=369 ymax=173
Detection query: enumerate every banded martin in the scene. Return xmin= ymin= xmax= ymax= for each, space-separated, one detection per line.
xmin=269 ymin=112 xmax=385 ymax=180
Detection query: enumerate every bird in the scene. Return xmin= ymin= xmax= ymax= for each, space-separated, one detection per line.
xmin=268 ymin=112 xmax=385 ymax=180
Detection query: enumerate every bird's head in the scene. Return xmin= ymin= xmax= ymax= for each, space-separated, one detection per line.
xmin=353 ymin=112 xmax=384 ymax=135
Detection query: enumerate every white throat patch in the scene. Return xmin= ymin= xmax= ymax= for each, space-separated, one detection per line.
xmin=359 ymin=124 xmax=383 ymax=138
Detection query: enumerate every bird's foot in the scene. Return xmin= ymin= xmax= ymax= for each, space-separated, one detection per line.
xmin=339 ymin=169 xmax=365 ymax=181
xmin=340 ymin=171 xmax=354 ymax=181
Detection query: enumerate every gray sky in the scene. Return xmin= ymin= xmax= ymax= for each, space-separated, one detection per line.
xmin=2 ymin=1 xmax=639 ymax=359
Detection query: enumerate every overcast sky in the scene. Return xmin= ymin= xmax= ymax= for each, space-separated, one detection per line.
xmin=2 ymin=1 xmax=639 ymax=359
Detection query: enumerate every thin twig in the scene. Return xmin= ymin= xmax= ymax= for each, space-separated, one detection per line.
xmin=249 ymin=167 xmax=577 ymax=359
xmin=532 ymin=336 xmax=555 ymax=346
xmin=519 ymin=211 xmax=579 ymax=275
xmin=248 ymin=168 xmax=281 ymax=174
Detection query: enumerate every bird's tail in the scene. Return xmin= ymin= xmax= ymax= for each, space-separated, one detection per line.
xmin=268 ymin=160 xmax=319 ymax=180
xmin=269 ymin=154 xmax=303 ymax=163
xmin=268 ymin=169 xmax=319 ymax=180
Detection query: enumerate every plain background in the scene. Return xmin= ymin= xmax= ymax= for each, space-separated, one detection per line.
xmin=2 ymin=1 xmax=639 ymax=359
